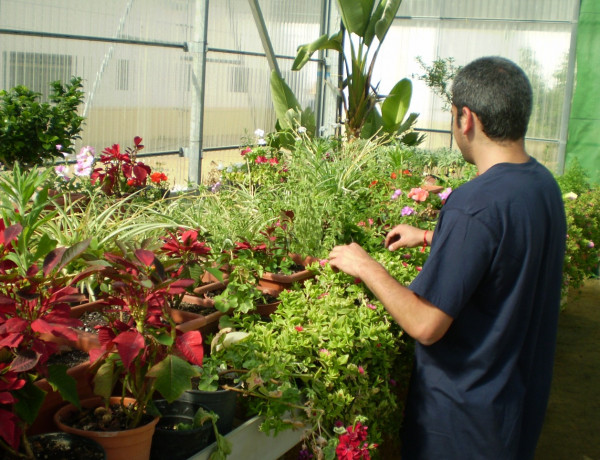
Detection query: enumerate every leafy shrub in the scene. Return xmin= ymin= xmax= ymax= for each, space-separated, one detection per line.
xmin=0 ymin=77 xmax=85 ymax=169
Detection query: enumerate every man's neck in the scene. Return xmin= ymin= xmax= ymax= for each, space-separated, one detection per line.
xmin=473 ymin=139 xmax=530 ymax=174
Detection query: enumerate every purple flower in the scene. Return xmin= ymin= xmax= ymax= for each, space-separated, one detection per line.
xmin=391 ymin=189 xmax=402 ymax=200
xmin=401 ymin=206 xmax=415 ymax=216
xmin=589 ymin=241 xmax=595 ymax=248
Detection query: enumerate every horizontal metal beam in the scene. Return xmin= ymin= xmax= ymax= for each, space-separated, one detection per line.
xmin=0 ymin=28 xmax=185 ymax=49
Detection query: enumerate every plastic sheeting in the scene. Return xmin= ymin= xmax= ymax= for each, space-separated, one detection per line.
xmin=565 ymin=0 xmax=600 ymax=184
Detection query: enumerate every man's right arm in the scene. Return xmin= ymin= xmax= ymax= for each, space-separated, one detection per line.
xmin=385 ymin=224 xmax=433 ymax=251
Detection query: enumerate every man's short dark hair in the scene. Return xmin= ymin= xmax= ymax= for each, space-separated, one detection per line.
xmin=452 ymin=56 xmax=533 ymax=141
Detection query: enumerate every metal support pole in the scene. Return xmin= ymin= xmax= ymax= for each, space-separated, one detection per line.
xmin=247 ymin=0 xmax=281 ymax=77
xmin=557 ymin=0 xmax=581 ymax=175
xmin=186 ymin=0 xmax=210 ymax=184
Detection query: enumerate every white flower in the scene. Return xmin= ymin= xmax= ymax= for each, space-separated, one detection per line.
xmin=216 ymin=163 xmax=225 ymax=171
xmin=563 ymin=192 xmax=578 ymax=200
xmin=257 ymin=138 xmax=266 ymax=146
xmin=297 ymin=126 xmax=307 ymax=134
xmin=254 ymin=128 xmax=265 ymax=138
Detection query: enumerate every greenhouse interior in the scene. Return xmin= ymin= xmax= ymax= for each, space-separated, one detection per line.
xmin=0 ymin=0 xmax=598 ymax=459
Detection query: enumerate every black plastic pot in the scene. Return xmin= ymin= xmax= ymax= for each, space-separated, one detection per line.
xmin=151 ymin=400 xmax=213 ymax=460
xmin=177 ymin=384 xmax=238 ymax=437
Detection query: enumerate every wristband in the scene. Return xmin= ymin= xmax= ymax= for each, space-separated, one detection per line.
xmin=421 ymin=230 xmax=428 ymax=253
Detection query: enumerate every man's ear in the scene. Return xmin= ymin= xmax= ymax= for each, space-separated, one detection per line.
xmin=460 ymin=106 xmax=475 ymax=134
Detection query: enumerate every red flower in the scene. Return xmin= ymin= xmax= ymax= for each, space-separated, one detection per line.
xmin=390 ymin=172 xmax=397 ymax=179
xmin=295 ymin=325 xmax=304 ymax=332
xmin=151 ymin=172 xmax=168 ymax=183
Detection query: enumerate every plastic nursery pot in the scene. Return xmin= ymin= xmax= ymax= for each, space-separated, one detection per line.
xmin=177 ymin=375 xmax=239 ymax=438
xmin=28 ymin=432 xmax=106 ymax=460
xmin=54 ymin=397 xmax=159 ymax=460
xmin=150 ymin=400 xmax=213 ymax=460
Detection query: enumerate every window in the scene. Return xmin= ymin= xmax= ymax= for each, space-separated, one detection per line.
xmin=116 ymin=59 xmax=130 ymax=91
xmin=3 ymin=51 xmax=73 ymax=100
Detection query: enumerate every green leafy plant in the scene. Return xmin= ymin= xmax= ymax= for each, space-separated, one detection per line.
xmin=0 ymin=77 xmax=85 ymax=169
xmin=413 ymin=56 xmax=462 ymax=111
xmin=291 ymin=0 xmax=422 ymax=142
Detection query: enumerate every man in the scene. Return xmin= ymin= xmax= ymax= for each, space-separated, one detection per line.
xmin=328 ymin=56 xmax=566 ymax=459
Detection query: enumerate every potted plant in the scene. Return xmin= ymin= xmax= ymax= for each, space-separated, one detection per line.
xmin=53 ymin=244 xmax=205 ymax=460
xmin=0 ymin=217 xmax=96 ymax=458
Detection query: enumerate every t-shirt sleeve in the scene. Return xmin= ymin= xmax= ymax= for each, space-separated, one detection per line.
xmin=409 ymin=208 xmax=497 ymax=318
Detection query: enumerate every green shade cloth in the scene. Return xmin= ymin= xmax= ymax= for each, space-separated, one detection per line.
xmin=566 ymin=0 xmax=600 ymax=184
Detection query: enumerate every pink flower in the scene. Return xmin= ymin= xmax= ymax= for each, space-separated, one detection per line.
xmin=295 ymin=325 xmax=304 ymax=332
xmin=241 ymin=147 xmax=252 ymax=156
xmin=416 ymin=266 xmax=422 ymax=271
xmin=269 ymin=158 xmax=279 ymax=165
xmin=588 ymin=241 xmax=595 ymax=248
xmin=408 ymin=187 xmax=429 ymax=202
xmin=319 ymin=348 xmax=330 ymax=356
xmin=255 ymin=156 xmax=268 ymax=164
xmin=357 ymin=221 xmax=366 ymax=227
xmin=319 ymin=259 xmax=328 ymax=266
xmin=358 ymin=366 xmax=365 ymax=375
xmin=368 ymin=218 xmax=374 ymax=226
xmin=438 ymin=187 xmax=452 ymax=201
xmin=366 ymin=303 xmax=376 ymax=310
xmin=390 ymin=189 xmax=402 ymax=200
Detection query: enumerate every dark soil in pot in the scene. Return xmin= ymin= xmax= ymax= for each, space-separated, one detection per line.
xmin=28 ymin=432 xmax=105 ymax=460
xmin=58 ymin=400 xmax=153 ymax=432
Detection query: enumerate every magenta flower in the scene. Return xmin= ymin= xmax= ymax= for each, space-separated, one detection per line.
xmin=241 ymin=147 xmax=252 ymax=156
xmin=358 ymin=366 xmax=365 ymax=375
xmin=295 ymin=325 xmax=304 ymax=332
xmin=401 ymin=206 xmax=415 ymax=216
xmin=390 ymin=189 xmax=402 ymax=200
xmin=589 ymin=241 xmax=595 ymax=248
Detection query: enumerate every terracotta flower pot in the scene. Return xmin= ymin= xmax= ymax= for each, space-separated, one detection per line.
xmin=29 ymin=361 xmax=96 ymax=436
xmin=54 ymin=397 xmax=159 ymax=460
xmin=258 ymin=254 xmax=318 ymax=293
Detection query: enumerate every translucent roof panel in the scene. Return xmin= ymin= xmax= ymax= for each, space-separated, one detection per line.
xmin=399 ymin=0 xmax=577 ymax=23
xmin=207 ymin=0 xmax=323 ymax=56
xmin=0 ymin=0 xmax=195 ymax=44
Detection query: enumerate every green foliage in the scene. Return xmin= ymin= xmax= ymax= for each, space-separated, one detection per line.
xmin=291 ymin=0 xmax=421 ymax=142
xmin=0 ymin=77 xmax=85 ymax=169
xmin=558 ymin=161 xmax=600 ymax=299
xmin=209 ymin=262 xmax=413 ymax=457
xmin=413 ymin=56 xmax=462 ymax=111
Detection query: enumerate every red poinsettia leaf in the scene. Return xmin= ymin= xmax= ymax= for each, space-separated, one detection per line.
xmin=134 ymin=249 xmax=156 ymax=267
xmin=0 ymin=295 xmax=16 ymax=314
xmin=31 ymin=319 xmax=79 ymax=343
xmin=175 ymin=331 xmax=204 ymax=366
xmin=1 ymin=223 xmax=22 ymax=246
xmin=0 ymin=408 xmax=21 ymax=450
xmin=42 ymin=247 xmax=67 ymax=277
xmin=0 ymin=391 xmax=18 ymax=404
xmin=16 ymin=288 xmax=40 ymax=301
xmin=134 ymin=136 xmax=143 ymax=147
xmin=95 ymin=326 xmax=116 ymax=348
xmin=1 ymin=317 xmax=28 ymax=334
xmin=133 ymin=164 xmax=149 ymax=182
xmin=113 ymin=330 xmax=145 ymax=369
xmin=10 ymin=349 xmax=41 ymax=373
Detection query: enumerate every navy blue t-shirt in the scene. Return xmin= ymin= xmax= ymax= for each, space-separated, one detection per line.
xmin=402 ymin=158 xmax=566 ymax=460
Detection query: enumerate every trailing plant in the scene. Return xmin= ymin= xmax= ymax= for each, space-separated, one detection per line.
xmin=0 ymin=77 xmax=85 ymax=169
xmin=210 ymin=262 xmax=411 ymax=459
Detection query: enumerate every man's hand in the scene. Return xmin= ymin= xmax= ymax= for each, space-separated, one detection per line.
xmin=328 ymin=242 xmax=375 ymax=278
xmin=385 ymin=224 xmax=428 ymax=251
